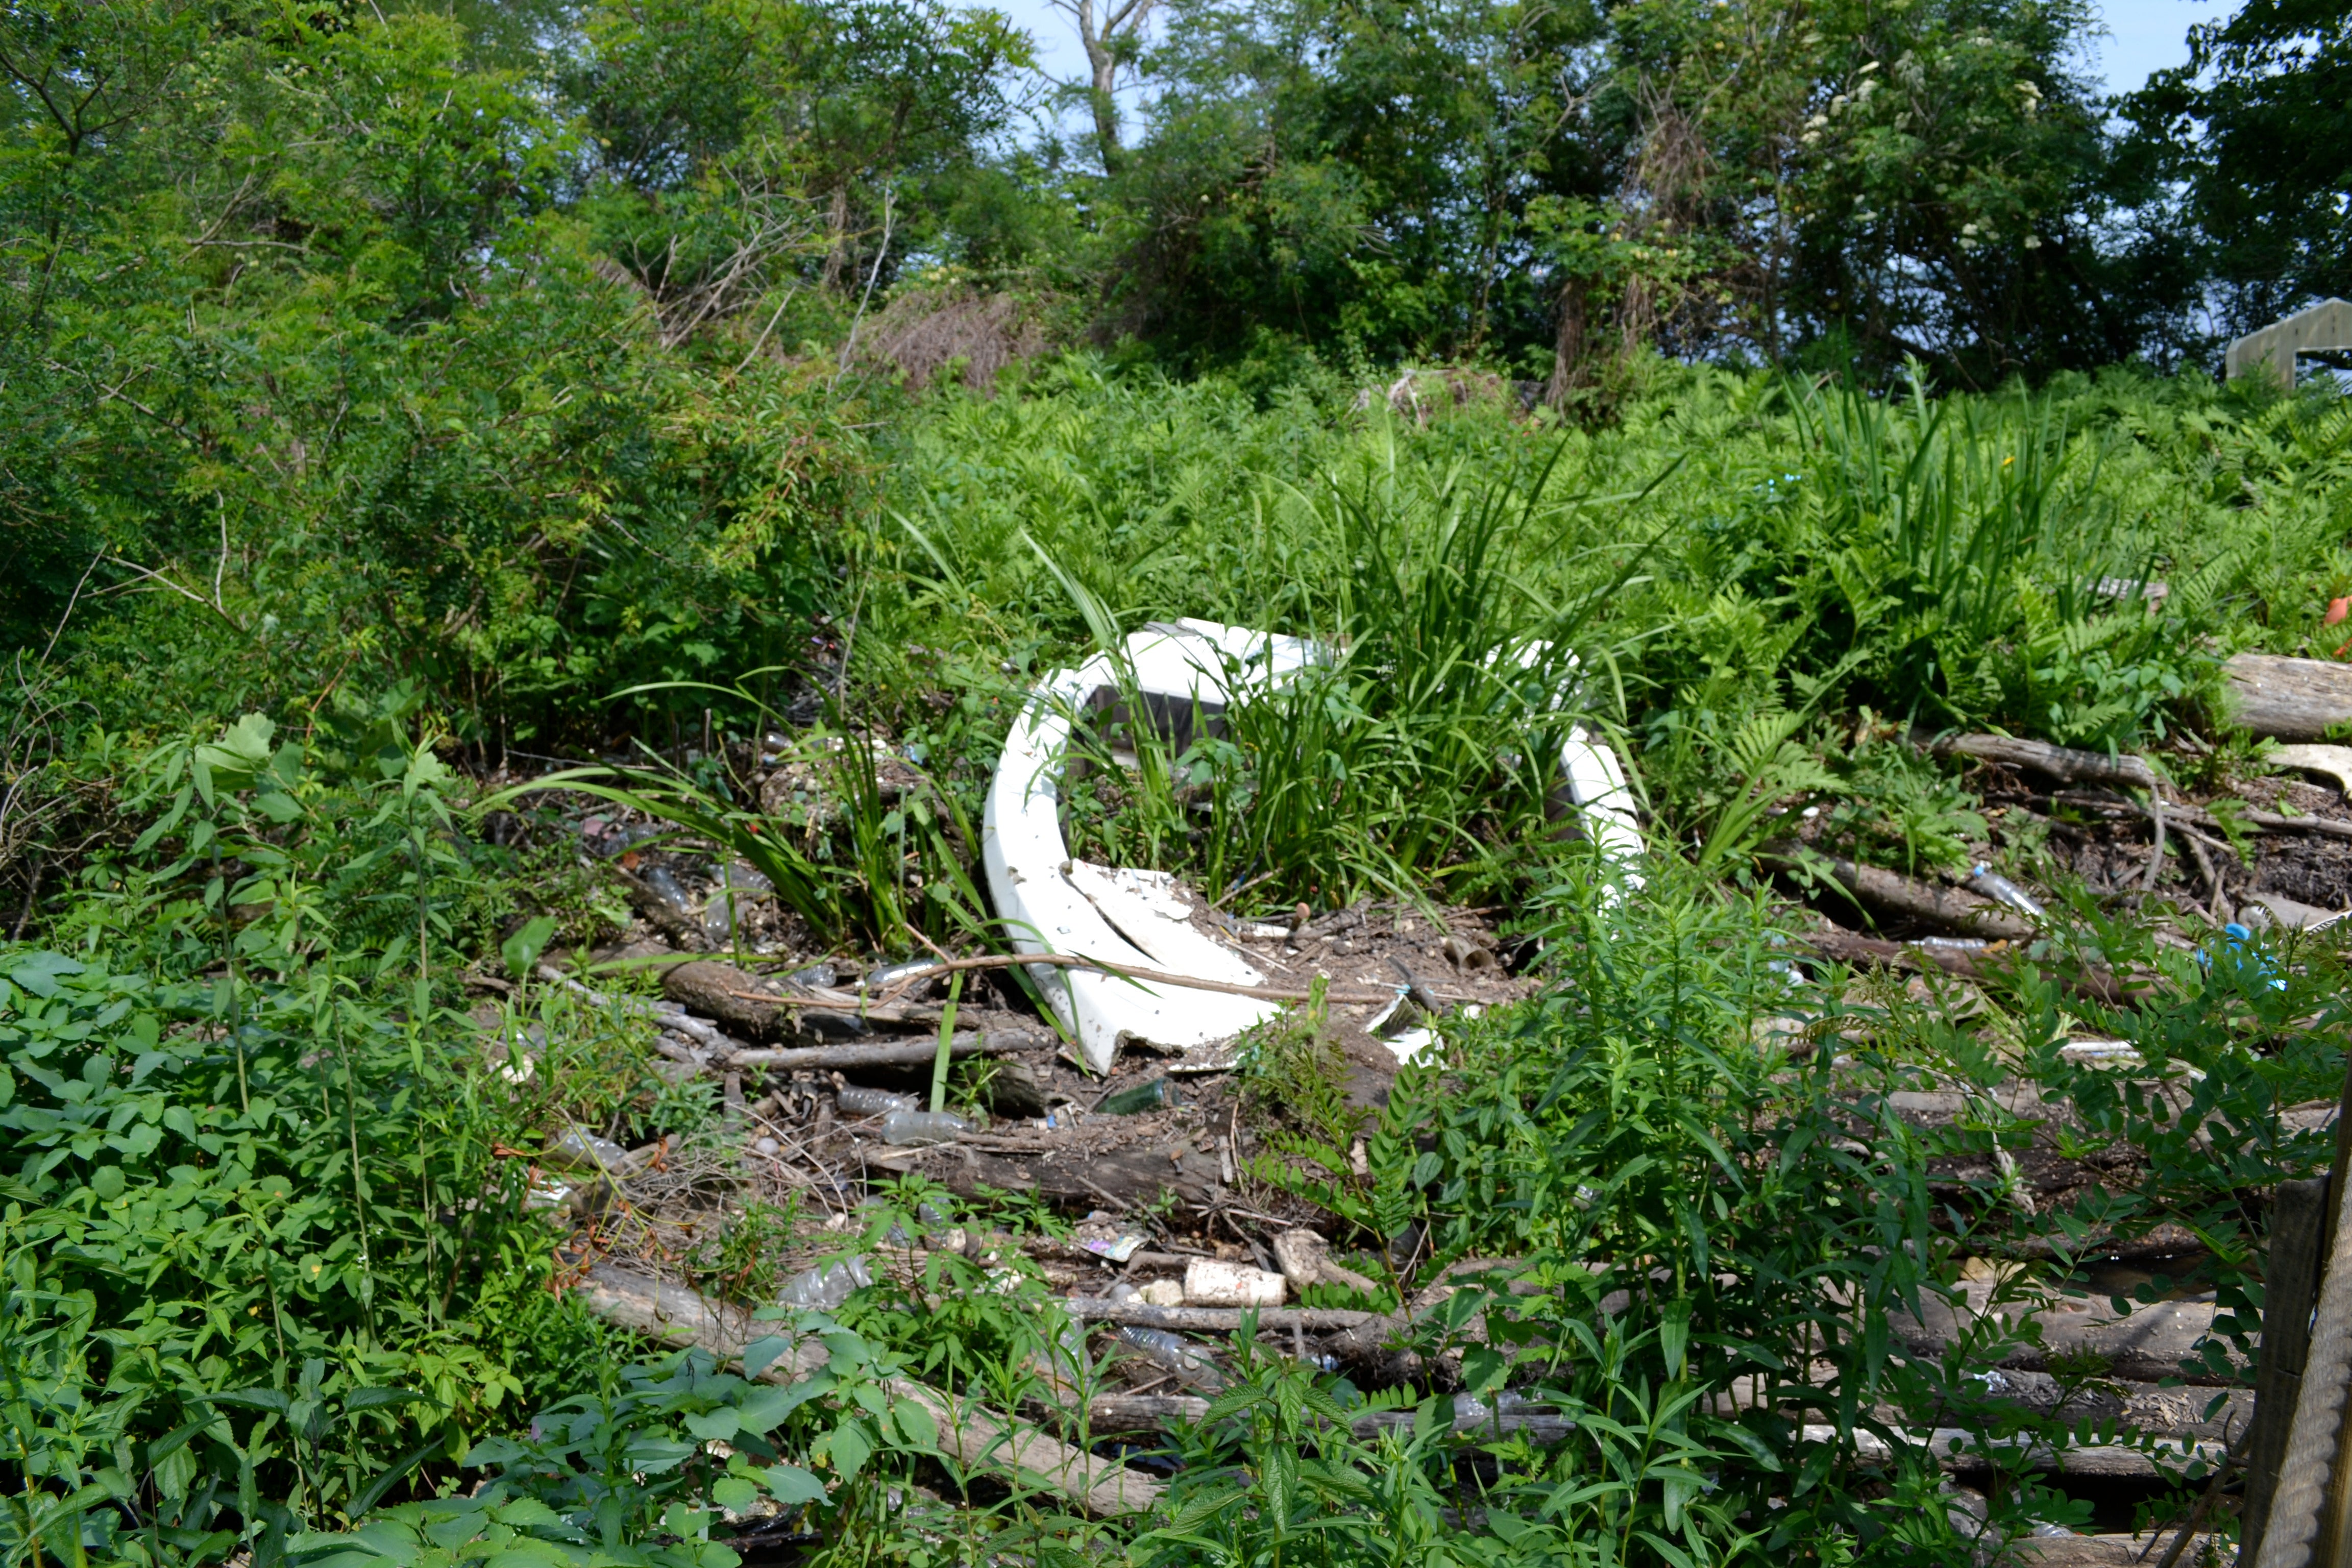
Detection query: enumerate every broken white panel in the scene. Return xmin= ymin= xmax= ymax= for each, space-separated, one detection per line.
xmin=983 ymin=618 xmax=1646 ymax=1074
xmin=2270 ymin=743 xmax=2352 ymax=797
xmin=982 ymin=620 xmax=1318 ymax=1073
xmin=1494 ymin=641 xmax=1646 ymax=881
xmin=1557 ymin=725 xmax=1645 ymax=875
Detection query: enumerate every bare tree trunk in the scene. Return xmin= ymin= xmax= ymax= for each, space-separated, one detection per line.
xmin=1615 ymin=272 xmax=1655 ymax=361
xmin=1546 ymin=274 xmax=1594 ymax=408
xmin=1060 ymin=0 xmax=1154 ymax=174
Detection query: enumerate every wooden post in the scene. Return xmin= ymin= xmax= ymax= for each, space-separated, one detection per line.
xmin=2246 ymin=1178 xmax=2330 ymax=1559
xmin=2251 ymin=1056 xmax=2352 ymax=1568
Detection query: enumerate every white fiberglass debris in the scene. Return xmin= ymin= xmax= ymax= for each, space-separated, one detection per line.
xmin=982 ymin=618 xmax=1646 ymax=1074
xmin=2055 ymin=1039 xmax=2142 ymax=1069
xmin=2272 ymin=743 xmax=2352 ymax=796
xmin=983 ymin=620 xmax=1317 ymax=1073
xmin=1555 ymin=724 xmax=1645 ymax=872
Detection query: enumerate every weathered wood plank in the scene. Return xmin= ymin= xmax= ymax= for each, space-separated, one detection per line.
xmin=2224 ymin=654 xmax=2352 ymax=741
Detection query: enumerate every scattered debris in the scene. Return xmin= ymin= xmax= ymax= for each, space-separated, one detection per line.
xmin=573 ymin=1263 xmax=1160 ymax=1516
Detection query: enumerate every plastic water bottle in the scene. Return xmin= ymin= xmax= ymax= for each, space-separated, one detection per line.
xmin=878 ymin=1109 xmax=970 ymax=1146
xmin=1116 ymin=1326 xmax=1226 ymax=1390
xmin=1968 ymin=863 xmax=2045 ymax=919
xmin=839 ymin=1086 xmax=919 ymax=1117
xmin=545 ymin=1125 xmax=634 ymax=1175
xmin=641 ymin=864 xmax=697 ymax=916
xmin=775 ymin=1255 xmax=872 ymax=1311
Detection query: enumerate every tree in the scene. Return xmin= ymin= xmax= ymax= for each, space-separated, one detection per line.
xmin=1108 ymin=0 xmax=1609 ymax=368
xmin=2125 ymin=0 xmax=2352 ymax=328
xmin=1055 ymin=0 xmax=1157 ymax=172
xmin=1584 ymin=0 xmax=2134 ymax=387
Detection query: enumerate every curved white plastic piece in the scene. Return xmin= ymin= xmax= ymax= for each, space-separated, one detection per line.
xmin=1558 ymin=725 xmax=1646 ymax=879
xmin=981 ymin=618 xmax=1646 ymax=1074
xmin=983 ymin=620 xmax=1319 ymax=1073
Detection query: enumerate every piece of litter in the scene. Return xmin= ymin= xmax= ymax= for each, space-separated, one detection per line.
xmin=1183 ymin=1259 xmax=1286 ymax=1307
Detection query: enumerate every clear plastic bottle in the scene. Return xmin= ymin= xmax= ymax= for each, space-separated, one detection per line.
xmin=1116 ymin=1326 xmax=1225 ymax=1390
xmin=878 ymin=1108 xmax=971 ymax=1146
xmin=641 ymin=864 xmax=697 ymax=916
xmin=775 ymin=1255 xmax=873 ymax=1311
xmin=546 ymin=1125 xmax=634 ymax=1175
xmin=839 ymin=1086 xmax=919 ymax=1117
xmin=1968 ymin=863 xmax=2045 ymax=919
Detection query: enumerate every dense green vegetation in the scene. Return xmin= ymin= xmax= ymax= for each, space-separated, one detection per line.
xmin=7 ymin=0 xmax=2352 ymax=1563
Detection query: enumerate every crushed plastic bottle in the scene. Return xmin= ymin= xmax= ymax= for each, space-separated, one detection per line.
xmin=1911 ymin=935 xmax=1990 ymax=951
xmin=878 ymin=1108 xmax=971 ymax=1146
xmin=863 ymin=959 xmax=942 ymax=1000
xmin=641 ymin=864 xmax=697 ymax=916
xmin=1116 ymin=1326 xmax=1226 ymax=1390
xmin=1098 ymin=1077 xmax=1180 ymax=1115
xmin=838 ymin=1086 xmax=919 ymax=1118
xmin=545 ymin=1125 xmax=635 ymax=1175
xmin=1448 ymin=1391 xmax=1572 ymax=1439
xmin=775 ymin=1255 xmax=873 ymax=1311
xmin=784 ymin=960 xmax=839 ymax=990
xmin=2203 ymin=922 xmax=2287 ymax=990
xmin=1967 ymin=863 xmax=2045 ymax=919
xmin=702 ymin=892 xmax=746 ymax=945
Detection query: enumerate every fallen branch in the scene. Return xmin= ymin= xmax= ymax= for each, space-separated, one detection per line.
xmin=852 ymin=950 xmax=1442 ymax=1011
xmin=664 ymin=959 xmax=940 ymax=1039
xmin=1063 ymin=1298 xmax=1377 ymax=1333
xmin=536 ymin=965 xmax=755 ymax=1060
xmin=728 ymin=1029 xmax=1054 ymax=1072
xmin=1794 ymin=928 xmax=2135 ymax=1005
xmin=1761 ymin=845 xmax=2037 ymax=942
xmin=1080 ymin=1391 xmax=1576 ymax=1444
xmin=2055 ymin=790 xmax=2352 ymax=844
xmin=571 ymin=1263 xmax=1160 ymax=1516
xmin=1931 ymin=733 xmax=2159 ymax=790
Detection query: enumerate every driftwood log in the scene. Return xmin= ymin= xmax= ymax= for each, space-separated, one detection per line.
xmin=2226 ymin=654 xmax=2352 ymax=741
xmin=1761 ymin=846 xmax=2037 ymax=942
xmin=1931 ymin=733 xmax=2160 ymax=790
xmin=662 ymin=960 xmax=943 ymax=1038
xmin=930 ymin=1142 xmax=1228 ymax=1212
xmin=1080 ymin=1390 xmax=1576 ymax=1444
xmin=569 ymin=1263 xmax=1161 ymax=1516
xmin=1893 ymin=1293 xmax=2245 ymax=1387
xmin=727 ymin=1030 xmax=1055 ymax=1073
xmin=1063 ymin=1298 xmax=1377 ymax=1333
